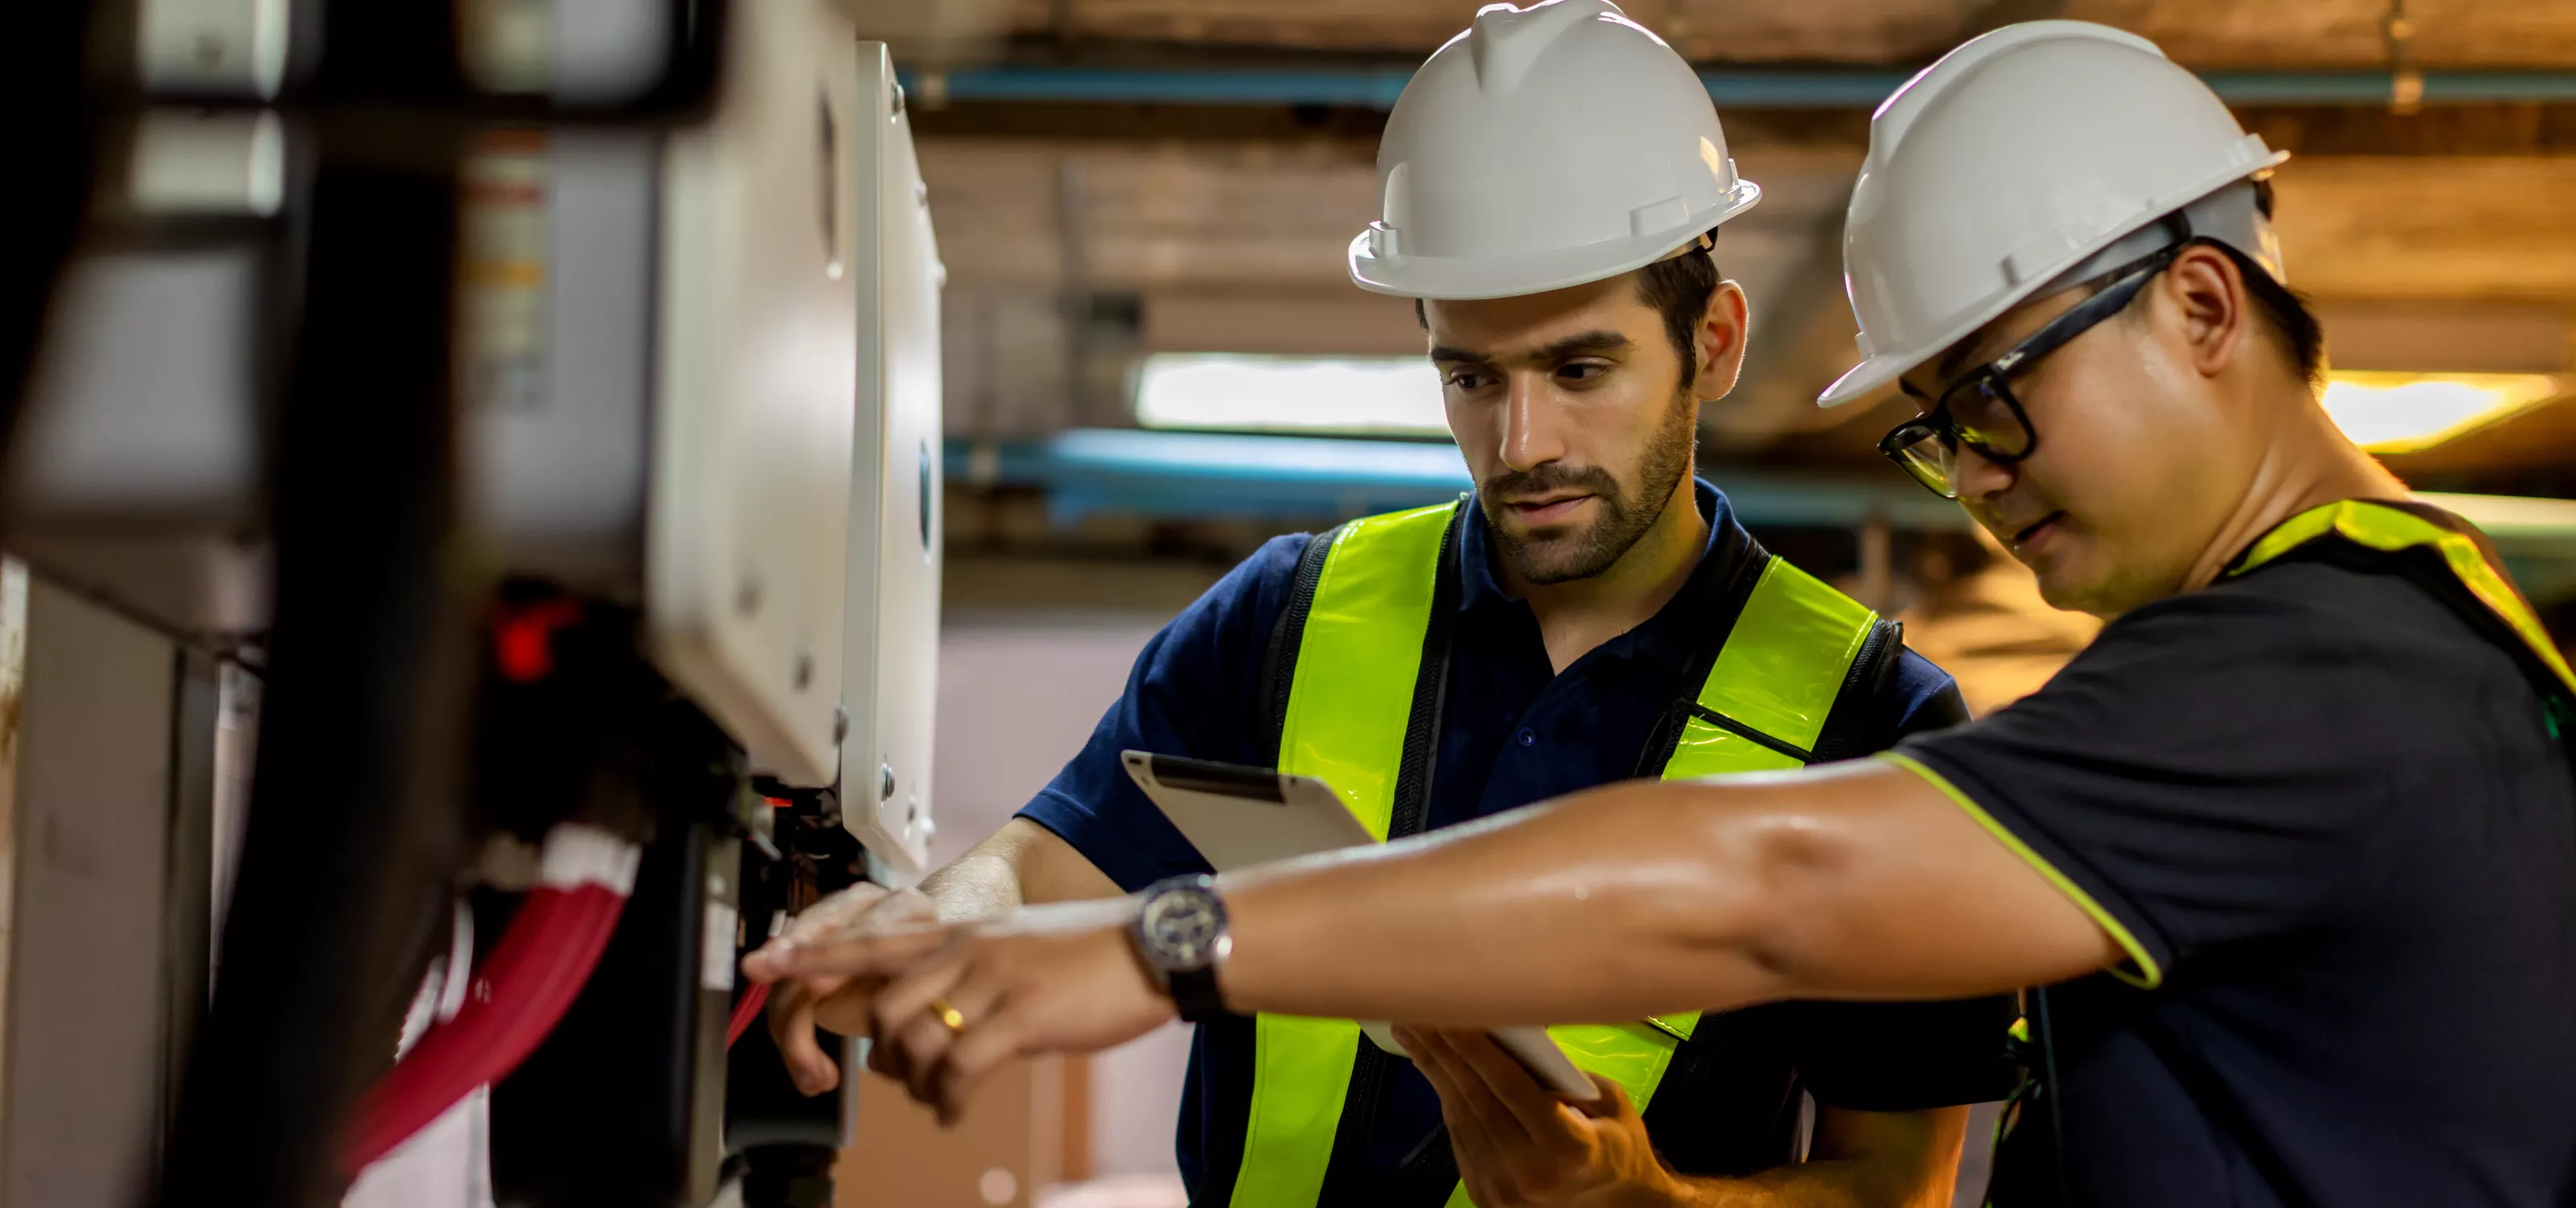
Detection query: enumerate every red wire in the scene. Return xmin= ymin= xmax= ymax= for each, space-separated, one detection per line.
xmin=726 ymin=981 xmax=770 ymax=1049
xmin=341 ymin=882 xmax=625 ymax=1173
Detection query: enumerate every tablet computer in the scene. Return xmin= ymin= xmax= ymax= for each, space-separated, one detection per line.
xmin=1120 ymin=751 xmax=1596 ymax=1100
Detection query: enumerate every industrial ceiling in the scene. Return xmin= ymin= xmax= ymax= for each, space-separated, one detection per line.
xmin=859 ymin=0 xmax=2576 ymax=499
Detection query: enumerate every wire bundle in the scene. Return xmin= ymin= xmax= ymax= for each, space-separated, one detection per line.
xmin=341 ymin=824 xmax=642 ymax=1174
xmin=726 ymin=982 xmax=771 ymax=1049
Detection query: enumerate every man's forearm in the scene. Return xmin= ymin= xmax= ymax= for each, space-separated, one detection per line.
xmin=1212 ymin=760 xmax=2106 ymax=1025
xmin=918 ymin=817 xmax=1121 ymax=922
xmin=914 ymin=850 xmax=1026 ymax=921
xmin=1214 ymin=773 xmax=1818 ymax=1025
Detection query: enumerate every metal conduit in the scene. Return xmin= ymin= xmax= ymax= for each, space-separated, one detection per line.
xmin=907 ymin=64 xmax=2576 ymax=110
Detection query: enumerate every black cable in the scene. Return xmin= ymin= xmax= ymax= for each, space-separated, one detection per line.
xmin=156 ymin=130 xmax=474 ymax=1208
xmin=2034 ymin=986 xmax=2074 ymax=1207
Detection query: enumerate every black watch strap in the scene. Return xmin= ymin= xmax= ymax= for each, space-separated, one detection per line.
xmin=1169 ymin=965 xmax=1229 ymax=1024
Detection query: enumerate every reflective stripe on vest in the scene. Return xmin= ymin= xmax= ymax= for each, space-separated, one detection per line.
xmin=1233 ymin=503 xmax=1882 ymax=1208
xmin=2232 ymin=499 xmax=2576 ymax=697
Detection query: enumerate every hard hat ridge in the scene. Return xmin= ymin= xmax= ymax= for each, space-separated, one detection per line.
xmin=1466 ymin=0 xmax=1640 ymax=96
xmin=1349 ymin=0 xmax=1761 ymax=300
xmin=1817 ymin=20 xmax=2291 ymax=407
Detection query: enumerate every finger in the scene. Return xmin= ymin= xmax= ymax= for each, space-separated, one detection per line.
xmin=1407 ymin=1032 xmax=1527 ymax=1202
xmin=766 ymin=981 xmax=840 ymax=1096
xmin=1571 ymin=1072 xmax=1633 ymax=1120
xmin=869 ymin=1019 xmax=916 ymax=1087
xmin=872 ymin=947 xmax=985 ymax=1107
xmin=1398 ymin=1027 xmax=1463 ymax=1104
xmin=933 ymin=997 xmax=1032 ymax=1127
xmin=887 ymin=968 xmax=1002 ymax=1109
xmin=745 ymin=884 xmax=927 ymax=978
xmin=1387 ymin=1024 xmax=1426 ymax=1063
xmin=1414 ymin=1030 xmax=1534 ymax=1152
xmin=869 ymin=938 xmax=974 ymax=1036
xmin=752 ymin=883 xmax=890 ymax=962
xmin=748 ymin=922 xmax=952 ymax=984
xmin=891 ymin=1008 xmax=960 ymax=1106
xmin=1447 ymin=1032 xmax=1571 ymax=1139
xmin=907 ymin=972 xmax=1006 ymax=1112
xmin=865 ymin=1034 xmax=898 ymax=1077
xmin=1404 ymin=1035 xmax=1483 ymax=1140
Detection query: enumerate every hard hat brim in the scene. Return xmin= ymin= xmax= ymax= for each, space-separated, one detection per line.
xmin=1350 ymin=182 xmax=1761 ymax=302
xmin=1815 ymin=150 xmax=2288 ymax=409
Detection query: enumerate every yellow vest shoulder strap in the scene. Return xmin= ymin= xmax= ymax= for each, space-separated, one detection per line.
xmin=1230 ymin=501 xmax=1459 ymax=1208
xmin=1269 ymin=501 xmax=1462 ymax=836
xmin=1657 ymin=556 xmax=1890 ymax=780
xmin=2232 ymin=499 xmax=2576 ymax=703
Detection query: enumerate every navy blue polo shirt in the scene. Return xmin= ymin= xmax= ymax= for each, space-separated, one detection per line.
xmin=1020 ymin=480 xmax=2002 ymax=1194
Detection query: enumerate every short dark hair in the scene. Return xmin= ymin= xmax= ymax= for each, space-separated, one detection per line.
xmin=2228 ymin=183 xmax=2326 ymax=392
xmin=1636 ymin=233 xmax=1722 ymax=385
xmin=1412 ymin=227 xmax=1723 ymax=385
xmin=2223 ymin=242 xmax=2326 ymax=394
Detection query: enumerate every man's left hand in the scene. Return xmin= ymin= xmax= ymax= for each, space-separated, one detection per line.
xmin=1395 ymin=1026 xmax=1680 ymax=1208
xmin=752 ymin=898 xmax=1175 ymax=1125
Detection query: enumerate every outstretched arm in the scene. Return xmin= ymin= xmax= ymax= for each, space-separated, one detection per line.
xmin=747 ymin=756 xmax=2120 ymax=1120
xmin=1215 ymin=758 xmax=2115 ymax=1024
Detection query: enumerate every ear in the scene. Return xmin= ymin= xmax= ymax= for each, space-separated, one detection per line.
xmin=2158 ymin=243 xmax=2251 ymax=381
xmin=1691 ymin=280 xmax=1752 ymax=402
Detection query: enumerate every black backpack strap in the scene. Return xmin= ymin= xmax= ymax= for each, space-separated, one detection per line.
xmin=1809 ymin=616 xmax=1910 ymax=764
xmin=1631 ymin=535 xmax=1777 ymax=778
xmin=1256 ymin=523 xmax=1344 ymax=769
xmin=1315 ymin=502 xmax=1468 ymax=1206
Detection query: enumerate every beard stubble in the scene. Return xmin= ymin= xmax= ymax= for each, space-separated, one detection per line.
xmin=1480 ymin=386 xmax=1699 ymax=586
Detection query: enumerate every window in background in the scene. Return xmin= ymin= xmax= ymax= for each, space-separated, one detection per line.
xmin=1133 ymin=353 xmax=1448 ymax=437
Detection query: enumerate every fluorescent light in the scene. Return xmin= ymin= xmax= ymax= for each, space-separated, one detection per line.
xmin=1133 ymin=354 xmax=1450 ymax=437
xmin=2321 ymin=372 xmax=2562 ymax=453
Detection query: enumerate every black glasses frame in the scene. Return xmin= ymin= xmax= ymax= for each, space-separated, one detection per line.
xmin=1876 ymin=242 xmax=2189 ymax=499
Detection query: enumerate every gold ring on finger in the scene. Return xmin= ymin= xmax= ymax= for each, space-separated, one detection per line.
xmin=931 ymin=996 xmax=967 ymax=1036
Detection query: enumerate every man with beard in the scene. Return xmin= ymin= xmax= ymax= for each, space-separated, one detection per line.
xmin=759 ymin=19 xmax=2576 ymax=1208
xmin=762 ymin=2 xmax=2012 ymax=1204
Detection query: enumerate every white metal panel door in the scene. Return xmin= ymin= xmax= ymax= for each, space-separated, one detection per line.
xmin=840 ymin=43 xmax=947 ymax=875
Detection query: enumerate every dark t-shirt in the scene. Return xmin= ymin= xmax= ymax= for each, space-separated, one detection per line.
xmin=1021 ymin=482 xmax=2017 ymax=1197
xmin=1897 ymin=558 xmax=2576 ymax=1207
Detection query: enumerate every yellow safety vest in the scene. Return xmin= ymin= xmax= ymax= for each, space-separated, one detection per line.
xmin=1224 ymin=499 xmax=1897 ymax=1208
xmin=2231 ymin=498 xmax=2576 ymax=720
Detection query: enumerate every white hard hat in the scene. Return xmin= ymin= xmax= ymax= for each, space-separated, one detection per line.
xmin=1348 ymin=0 xmax=1761 ymax=301
xmin=1818 ymin=21 xmax=2290 ymax=407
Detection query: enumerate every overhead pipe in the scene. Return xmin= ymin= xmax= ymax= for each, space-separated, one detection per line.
xmin=906 ymin=64 xmax=2576 ymax=110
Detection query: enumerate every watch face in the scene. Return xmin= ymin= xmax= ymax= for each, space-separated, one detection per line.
xmin=1140 ymin=888 xmax=1225 ymax=969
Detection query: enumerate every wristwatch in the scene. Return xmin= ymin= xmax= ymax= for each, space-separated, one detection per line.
xmin=1130 ymin=875 xmax=1233 ymax=1023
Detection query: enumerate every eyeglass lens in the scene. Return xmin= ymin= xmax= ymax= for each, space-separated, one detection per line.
xmin=1891 ymin=428 xmax=1959 ymax=497
xmin=1944 ymin=376 xmax=2033 ymax=461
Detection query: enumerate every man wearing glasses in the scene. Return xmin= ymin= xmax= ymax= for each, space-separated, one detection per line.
xmin=752 ymin=19 xmax=2576 ymax=1208
xmin=757 ymin=3 xmax=2012 ymax=1206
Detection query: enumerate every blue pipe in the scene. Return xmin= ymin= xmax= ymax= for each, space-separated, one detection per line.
xmin=910 ymin=64 xmax=2576 ymax=110
xmin=946 ymin=430 xmax=1974 ymax=532
xmin=943 ymin=433 xmax=2576 ymax=602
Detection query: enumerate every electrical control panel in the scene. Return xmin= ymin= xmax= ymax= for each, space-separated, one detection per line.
xmin=645 ymin=0 xmax=864 ymax=788
xmin=837 ymin=43 xmax=947 ymax=875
